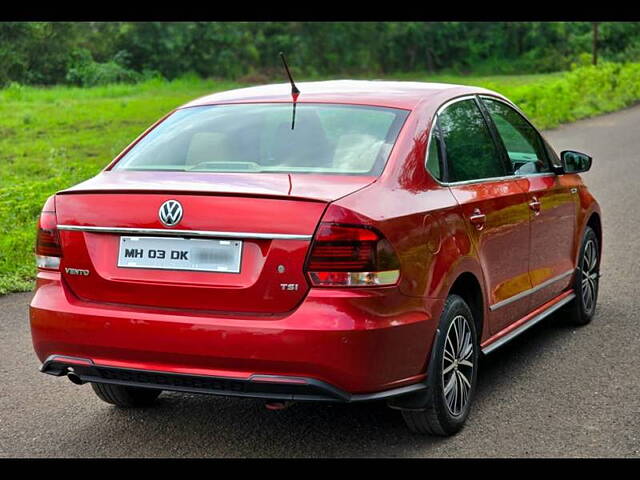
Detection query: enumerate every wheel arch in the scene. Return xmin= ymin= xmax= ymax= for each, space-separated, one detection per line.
xmin=574 ymin=208 xmax=603 ymax=268
xmin=586 ymin=211 xmax=602 ymax=251
xmin=447 ymin=271 xmax=485 ymax=342
xmin=389 ymin=268 xmax=485 ymax=412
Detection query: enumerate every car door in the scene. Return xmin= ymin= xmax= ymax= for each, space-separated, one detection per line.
xmin=479 ymin=96 xmax=578 ymax=310
xmin=435 ymin=97 xmax=533 ymax=334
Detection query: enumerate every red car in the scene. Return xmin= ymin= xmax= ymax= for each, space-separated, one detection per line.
xmin=30 ymin=80 xmax=601 ymax=436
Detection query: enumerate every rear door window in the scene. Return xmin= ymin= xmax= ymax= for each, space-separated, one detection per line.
xmin=438 ymin=99 xmax=506 ymax=183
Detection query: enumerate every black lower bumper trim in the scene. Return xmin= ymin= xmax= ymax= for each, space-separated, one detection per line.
xmin=40 ymin=356 xmax=426 ymax=403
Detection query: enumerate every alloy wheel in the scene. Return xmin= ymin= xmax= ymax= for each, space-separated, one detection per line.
xmin=581 ymin=239 xmax=599 ymax=313
xmin=442 ymin=314 xmax=475 ymax=417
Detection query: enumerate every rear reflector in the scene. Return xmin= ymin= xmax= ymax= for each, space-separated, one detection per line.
xmin=305 ymin=223 xmax=400 ymax=287
xmin=308 ymin=270 xmax=400 ymax=287
xmin=36 ymin=198 xmax=62 ymax=270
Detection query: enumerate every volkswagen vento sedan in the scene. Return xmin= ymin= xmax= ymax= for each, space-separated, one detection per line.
xmin=30 ymin=80 xmax=601 ymax=435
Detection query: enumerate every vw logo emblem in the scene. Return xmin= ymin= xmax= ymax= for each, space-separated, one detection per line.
xmin=158 ymin=200 xmax=183 ymax=227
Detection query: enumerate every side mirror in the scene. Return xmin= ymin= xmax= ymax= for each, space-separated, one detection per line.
xmin=560 ymin=150 xmax=592 ymax=174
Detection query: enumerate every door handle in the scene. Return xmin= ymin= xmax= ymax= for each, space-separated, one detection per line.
xmin=528 ymin=197 xmax=541 ymax=215
xmin=469 ymin=209 xmax=486 ymax=230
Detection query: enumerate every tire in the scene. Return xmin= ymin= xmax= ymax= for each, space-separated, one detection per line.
xmin=402 ymin=294 xmax=479 ymax=436
xmin=91 ymin=382 xmax=161 ymax=408
xmin=566 ymin=226 xmax=600 ymax=326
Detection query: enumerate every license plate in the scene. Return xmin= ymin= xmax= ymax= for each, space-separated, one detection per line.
xmin=117 ymin=236 xmax=242 ymax=273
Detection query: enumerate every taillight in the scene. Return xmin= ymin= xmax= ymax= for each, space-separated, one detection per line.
xmin=305 ymin=223 xmax=400 ymax=287
xmin=36 ymin=197 xmax=61 ymax=270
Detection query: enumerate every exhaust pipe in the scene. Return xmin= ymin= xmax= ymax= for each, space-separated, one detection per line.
xmin=66 ymin=369 xmax=85 ymax=385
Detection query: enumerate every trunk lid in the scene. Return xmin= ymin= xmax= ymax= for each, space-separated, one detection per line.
xmin=55 ymin=171 xmax=374 ymax=314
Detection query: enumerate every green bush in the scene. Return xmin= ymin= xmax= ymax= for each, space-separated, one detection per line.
xmin=5 ymin=22 xmax=640 ymax=87
xmin=2 ymin=64 xmax=640 ymax=294
xmin=66 ymin=61 xmax=142 ymax=86
xmin=487 ymin=62 xmax=640 ymax=129
xmin=65 ymin=49 xmax=145 ymax=86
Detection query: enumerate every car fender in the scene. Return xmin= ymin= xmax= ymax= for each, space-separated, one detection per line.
xmin=575 ymin=184 xmax=602 ymax=266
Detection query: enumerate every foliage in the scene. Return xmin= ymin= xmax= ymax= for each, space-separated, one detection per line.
xmin=3 ymin=22 xmax=640 ymax=87
xmin=490 ymin=62 xmax=640 ymax=129
xmin=65 ymin=49 xmax=143 ymax=86
xmin=0 ymin=76 xmax=238 ymax=293
xmin=2 ymin=63 xmax=640 ymax=294
xmin=0 ymin=22 xmax=82 ymax=86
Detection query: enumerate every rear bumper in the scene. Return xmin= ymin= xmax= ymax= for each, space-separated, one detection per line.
xmin=40 ymin=355 xmax=427 ymax=403
xmin=30 ymin=271 xmax=441 ymax=395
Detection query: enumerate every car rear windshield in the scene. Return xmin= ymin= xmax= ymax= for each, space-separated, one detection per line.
xmin=113 ymin=103 xmax=409 ymax=176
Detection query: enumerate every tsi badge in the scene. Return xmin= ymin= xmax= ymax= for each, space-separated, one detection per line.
xmin=65 ymin=267 xmax=90 ymax=276
xmin=280 ymin=283 xmax=299 ymax=291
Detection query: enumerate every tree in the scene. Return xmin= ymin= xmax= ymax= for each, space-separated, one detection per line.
xmin=593 ymin=22 xmax=599 ymax=66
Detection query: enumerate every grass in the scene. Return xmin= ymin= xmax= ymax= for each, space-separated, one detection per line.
xmin=0 ymin=75 xmax=242 ymax=293
xmin=2 ymin=64 xmax=640 ymax=294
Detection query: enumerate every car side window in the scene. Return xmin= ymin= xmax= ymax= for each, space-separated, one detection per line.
xmin=425 ymin=121 xmax=443 ymax=181
xmin=480 ymin=97 xmax=551 ymax=175
xmin=438 ymin=99 xmax=506 ymax=182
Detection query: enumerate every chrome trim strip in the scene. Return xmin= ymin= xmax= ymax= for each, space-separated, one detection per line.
xmin=57 ymin=225 xmax=312 ymax=241
xmin=435 ymin=94 xmax=479 ymax=117
xmin=440 ymin=174 xmax=525 ymax=187
xmin=482 ymin=292 xmax=576 ymax=355
xmin=516 ymin=172 xmax=556 ymax=179
xmin=489 ymin=269 xmax=574 ymax=311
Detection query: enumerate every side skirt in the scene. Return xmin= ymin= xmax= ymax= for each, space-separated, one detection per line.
xmin=481 ymin=290 xmax=576 ymax=355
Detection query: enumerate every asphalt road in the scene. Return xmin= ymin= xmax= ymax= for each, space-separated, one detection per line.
xmin=1 ymin=106 xmax=639 ymax=458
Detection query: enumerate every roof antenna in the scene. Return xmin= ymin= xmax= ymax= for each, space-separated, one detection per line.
xmin=280 ymin=52 xmax=299 ymax=130
xmin=280 ymin=52 xmax=300 ymax=98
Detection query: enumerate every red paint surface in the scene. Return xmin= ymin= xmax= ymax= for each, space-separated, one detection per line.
xmin=30 ymin=81 xmax=601 ymax=394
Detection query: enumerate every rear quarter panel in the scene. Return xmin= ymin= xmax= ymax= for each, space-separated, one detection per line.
xmin=329 ymin=98 xmax=490 ymax=341
xmin=575 ymin=177 xmax=602 ymax=262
